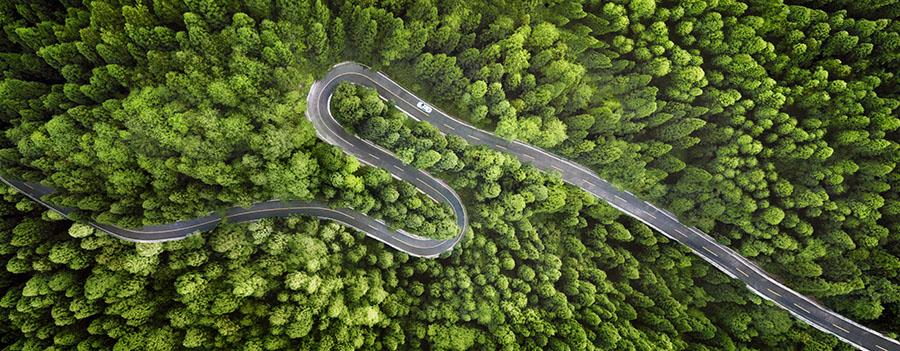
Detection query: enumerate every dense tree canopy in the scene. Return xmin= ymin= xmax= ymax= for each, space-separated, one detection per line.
xmin=1 ymin=0 xmax=898 ymax=350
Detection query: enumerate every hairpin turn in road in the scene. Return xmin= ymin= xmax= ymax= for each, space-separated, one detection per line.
xmin=2 ymin=62 xmax=896 ymax=351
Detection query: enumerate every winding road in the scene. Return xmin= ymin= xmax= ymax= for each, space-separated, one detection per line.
xmin=1 ymin=62 xmax=896 ymax=351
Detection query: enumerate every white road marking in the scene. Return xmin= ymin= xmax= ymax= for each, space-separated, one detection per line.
xmin=496 ymin=144 xmax=507 ymax=151
xmin=767 ymin=288 xmax=782 ymax=298
xmin=660 ymin=210 xmax=679 ymax=221
xmin=614 ymin=195 xmax=626 ymax=202
xmin=522 ymin=154 xmax=535 ymax=160
xmin=703 ymin=246 xmax=719 ymax=257
xmin=396 ymin=106 xmax=420 ymax=121
xmin=643 ymin=210 xmax=657 ymax=219
xmin=793 ymin=302 xmax=811 ymax=314
xmin=833 ymin=323 xmax=851 ymax=334
xmin=550 ymin=165 xmax=563 ymax=172
xmin=470 ymin=135 xmax=481 ymax=141
xmin=369 ymin=153 xmax=380 ymax=160
xmin=736 ymin=267 xmax=749 ymax=277
xmin=876 ymin=345 xmax=888 ymax=351
xmin=443 ymin=123 xmax=456 ymax=131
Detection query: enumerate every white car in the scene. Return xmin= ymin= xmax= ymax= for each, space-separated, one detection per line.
xmin=416 ymin=101 xmax=433 ymax=113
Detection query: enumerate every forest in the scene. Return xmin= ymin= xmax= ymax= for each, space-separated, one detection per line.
xmin=1 ymin=0 xmax=898 ymax=350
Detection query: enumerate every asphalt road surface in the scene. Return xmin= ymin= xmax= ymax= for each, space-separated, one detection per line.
xmin=0 ymin=176 xmax=462 ymax=255
xmin=1 ymin=61 xmax=896 ymax=351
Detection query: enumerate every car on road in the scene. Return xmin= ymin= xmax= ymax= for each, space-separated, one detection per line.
xmin=416 ymin=101 xmax=433 ymax=113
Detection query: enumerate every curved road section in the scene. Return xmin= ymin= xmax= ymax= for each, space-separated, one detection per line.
xmin=0 ymin=177 xmax=462 ymax=256
xmin=1 ymin=61 xmax=896 ymax=351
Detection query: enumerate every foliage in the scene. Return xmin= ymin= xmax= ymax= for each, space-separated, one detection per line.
xmin=1 ymin=0 xmax=898 ymax=350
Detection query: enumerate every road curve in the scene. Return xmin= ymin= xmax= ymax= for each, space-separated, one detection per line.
xmin=1 ymin=62 xmax=896 ymax=351
xmin=312 ymin=62 xmax=900 ymax=351
xmin=0 ymin=177 xmax=462 ymax=256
